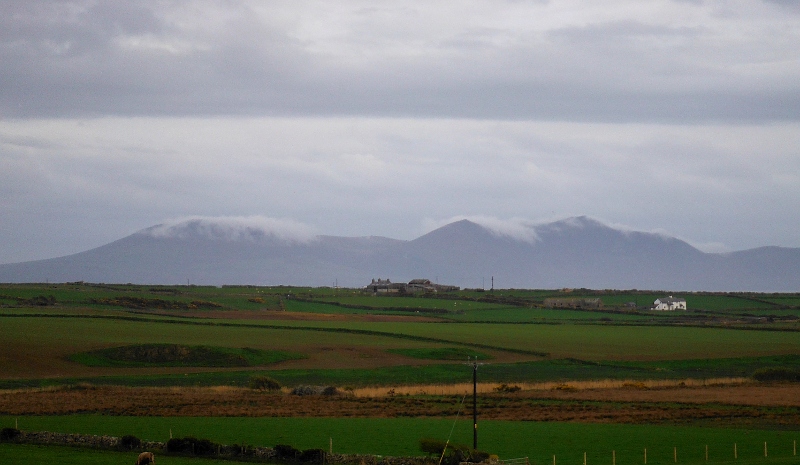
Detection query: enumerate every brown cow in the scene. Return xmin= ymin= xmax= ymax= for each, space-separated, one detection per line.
xmin=136 ymin=451 xmax=155 ymax=465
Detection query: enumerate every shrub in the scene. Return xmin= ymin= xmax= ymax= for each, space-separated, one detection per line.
xmin=248 ymin=375 xmax=282 ymax=391
xmin=119 ymin=434 xmax=142 ymax=450
xmin=275 ymin=444 xmax=301 ymax=460
xmin=166 ymin=436 xmax=217 ymax=456
xmin=0 ymin=427 xmax=21 ymax=441
xmin=494 ymin=383 xmax=521 ymax=393
xmin=291 ymin=385 xmax=340 ymax=396
xmin=321 ymin=386 xmax=339 ymax=396
xmin=299 ymin=448 xmax=327 ymax=463
xmin=290 ymin=385 xmax=320 ymax=396
xmin=753 ymin=367 xmax=800 ymax=382
xmin=420 ymin=438 xmax=447 ymax=456
xmin=419 ymin=438 xmax=489 ymax=464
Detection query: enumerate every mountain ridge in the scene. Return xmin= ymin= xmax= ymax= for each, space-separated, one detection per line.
xmin=1 ymin=217 xmax=798 ymax=291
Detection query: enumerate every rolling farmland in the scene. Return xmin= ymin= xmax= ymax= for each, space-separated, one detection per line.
xmin=1 ymin=283 xmax=799 ymax=463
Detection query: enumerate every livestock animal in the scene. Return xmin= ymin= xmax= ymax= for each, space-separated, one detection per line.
xmin=136 ymin=451 xmax=155 ymax=465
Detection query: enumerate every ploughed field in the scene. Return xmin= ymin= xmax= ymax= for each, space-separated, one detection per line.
xmin=1 ymin=283 xmax=800 ymax=460
xmin=2 ymin=383 xmax=800 ymax=427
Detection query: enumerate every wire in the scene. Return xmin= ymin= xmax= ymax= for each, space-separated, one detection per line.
xmin=439 ymin=392 xmax=469 ymax=465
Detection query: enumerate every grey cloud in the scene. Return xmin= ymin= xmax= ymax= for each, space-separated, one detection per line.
xmin=1 ymin=1 xmax=799 ymax=122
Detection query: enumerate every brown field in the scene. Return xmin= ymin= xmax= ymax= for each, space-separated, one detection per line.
xmin=2 ymin=381 xmax=799 ymax=427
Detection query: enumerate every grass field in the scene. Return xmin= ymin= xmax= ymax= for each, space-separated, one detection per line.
xmin=2 ymin=416 xmax=799 ymax=464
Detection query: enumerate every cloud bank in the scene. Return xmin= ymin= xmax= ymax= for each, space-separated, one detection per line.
xmin=141 ymin=216 xmax=318 ymax=244
xmin=2 ymin=1 xmax=799 ymax=122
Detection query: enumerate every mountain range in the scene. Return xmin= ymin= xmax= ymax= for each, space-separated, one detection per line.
xmin=1 ymin=216 xmax=798 ymax=291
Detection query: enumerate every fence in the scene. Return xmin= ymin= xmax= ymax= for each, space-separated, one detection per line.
xmin=534 ymin=440 xmax=798 ymax=465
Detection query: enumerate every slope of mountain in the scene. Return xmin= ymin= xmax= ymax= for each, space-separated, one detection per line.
xmin=1 ymin=217 xmax=797 ymax=291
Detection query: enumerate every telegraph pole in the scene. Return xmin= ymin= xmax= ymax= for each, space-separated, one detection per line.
xmin=463 ymin=356 xmax=485 ymax=450
xmin=467 ymin=356 xmax=482 ymax=450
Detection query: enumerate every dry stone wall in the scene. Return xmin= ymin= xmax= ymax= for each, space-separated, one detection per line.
xmin=3 ymin=429 xmax=438 ymax=465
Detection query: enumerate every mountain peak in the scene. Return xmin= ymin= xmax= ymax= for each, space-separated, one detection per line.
xmin=137 ymin=216 xmax=318 ymax=244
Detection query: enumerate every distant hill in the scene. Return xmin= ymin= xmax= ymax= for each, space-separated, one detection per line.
xmin=1 ymin=216 xmax=798 ymax=291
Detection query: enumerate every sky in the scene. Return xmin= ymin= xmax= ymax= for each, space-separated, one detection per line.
xmin=2 ymin=0 xmax=800 ymax=264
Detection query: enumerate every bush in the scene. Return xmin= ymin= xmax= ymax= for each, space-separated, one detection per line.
xmin=493 ymin=383 xmax=521 ymax=393
xmin=291 ymin=385 xmax=339 ymax=396
xmin=166 ymin=436 xmax=218 ymax=456
xmin=119 ymin=434 xmax=142 ymax=450
xmin=420 ymin=439 xmax=490 ymax=465
xmin=321 ymin=386 xmax=339 ymax=396
xmin=753 ymin=367 xmax=800 ymax=382
xmin=275 ymin=444 xmax=301 ymax=459
xmin=0 ymin=428 xmax=21 ymax=441
xmin=299 ymin=448 xmax=327 ymax=464
xmin=420 ymin=438 xmax=447 ymax=456
xmin=248 ymin=375 xmax=282 ymax=391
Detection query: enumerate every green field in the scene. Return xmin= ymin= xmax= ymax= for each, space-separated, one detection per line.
xmin=2 ymin=416 xmax=799 ymax=464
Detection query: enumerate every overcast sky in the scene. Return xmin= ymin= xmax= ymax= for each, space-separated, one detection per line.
xmin=2 ymin=0 xmax=799 ymax=264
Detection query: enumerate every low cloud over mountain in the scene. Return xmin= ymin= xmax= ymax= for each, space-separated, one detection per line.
xmin=1 ymin=216 xmax=797 ymax=291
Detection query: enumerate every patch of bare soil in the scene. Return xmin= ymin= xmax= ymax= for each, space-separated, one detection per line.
xmin=520 ymin=383 xmax=800 ymax=407
xmin=1 ymin=383 xmax=798 ymax=427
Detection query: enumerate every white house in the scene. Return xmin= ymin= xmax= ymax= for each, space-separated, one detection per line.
xmin=652 ymin=296 xmax=687 ymax=311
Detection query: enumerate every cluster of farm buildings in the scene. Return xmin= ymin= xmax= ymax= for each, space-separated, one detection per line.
xmin=365 ymin=278 xmax=459 ymax=294
xmin=365 ymin=279 xmax=687 ymax=311
xmin=538 ymin=295 xmax=687 ymax=311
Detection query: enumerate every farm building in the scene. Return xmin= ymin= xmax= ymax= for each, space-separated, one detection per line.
xmin=366 ymin=278 xmax=405 ymax=293
xmin=365 ymin=278 xmax=459 ymax=294
xmin=652 ymin=296 xmax=687 ymax=311
xmin=543 ymin=297 xmax=603 ymax=309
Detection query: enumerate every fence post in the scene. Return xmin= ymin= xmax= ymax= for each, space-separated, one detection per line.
xmin=734 ymin=443 xmax=737 ymax=460
xmin=613 ymin=450 xmax=616 ymax=465
xmin=584 ymin=451 xmax=587 ymax=465
xmin=764 ymin=442 xmax=767 ymax=458
xmin=553 ymin=455 xmax=556 ymax=465
xmin=705 ymin=445 xmax=708 ymax=461
xmin=644 ymin=448 xmax=647 ymax=465
xmin=794 ymin=439 xmax=796 ymax=456
xmin=674 ymin=446 xmax=677 ymax=463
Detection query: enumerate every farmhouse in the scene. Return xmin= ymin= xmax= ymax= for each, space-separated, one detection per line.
xmin=652 ymin=296 xmax=687 ymax=311
xmin=366 ymin=278 xmax=406 ymax=293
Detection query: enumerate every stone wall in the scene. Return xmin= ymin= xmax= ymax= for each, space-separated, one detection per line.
xmin=4 ymin=429 xmax=438 ymax=465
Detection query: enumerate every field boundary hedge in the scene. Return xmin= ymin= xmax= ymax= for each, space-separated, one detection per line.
xmin=0 ymin=429 xmax=437 ymax=465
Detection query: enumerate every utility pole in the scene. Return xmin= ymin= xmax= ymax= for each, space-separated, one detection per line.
xmin=467 ymin=356 xmax=482 ymax=450
xmin=472 ymin=359 xmax=478 ymax=450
